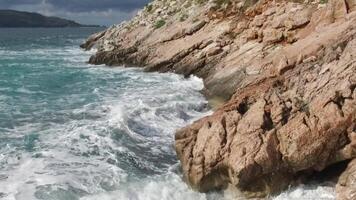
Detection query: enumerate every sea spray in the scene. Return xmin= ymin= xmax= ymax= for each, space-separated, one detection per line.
xmin=0 ymin=28 xmax=336 ymax=200
xmin=0 ymin=28 xmax=213 ymax=200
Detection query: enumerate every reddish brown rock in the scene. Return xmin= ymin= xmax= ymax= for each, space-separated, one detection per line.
xmin=336 ymin=159 xmax=356 ymax=200
xmin=284 ymin=7 xmax=312 ymax=30
xmin=82 ymin=0 xmax=356 ymax=198
xmin=262 ymin=28 xmax=283 ymax=43
xmin=176 ymin=32 xmax=356 ymax=197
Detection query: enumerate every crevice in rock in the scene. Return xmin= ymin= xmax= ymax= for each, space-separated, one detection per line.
xmin=220 ymin=116 xmax=228 ymax=147
xmin=302 ymin=159 xmax=351 ymax=184
xmin=262 ymin=109 xmax=274 ymax=131
xmin=324 ymin=91 xmax=351 ymax=117
xmin=272 ymin=79 xmax=284 ymax=89
xmin=301 ymin=116 xmax=313 ymax=134
xmin=300 ymin=101 xmax=310 ymax=117
xmin=208 ymin=121 xmax=212 ymax=128
xmin=338 ymin=130 xmax=352 ymax=151
xmin=345 ymin=0 xmax=351 ymax=14
xmin=237 ymin=98 xmax=249 ymax=115
xmin=281 ymin=106 xmax=292 ymax=126
xmin=199 ymin=165 xmax=230 ymax=192
xmin=350 ymin=84 xmax=356 ymax=94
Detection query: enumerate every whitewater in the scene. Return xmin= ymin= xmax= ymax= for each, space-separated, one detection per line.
xmin=0 ymin=28 xmax=335 ymax=200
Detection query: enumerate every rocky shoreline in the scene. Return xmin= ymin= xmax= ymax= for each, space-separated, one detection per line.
xmin=82 ymin=0 xmax=356 ymax=199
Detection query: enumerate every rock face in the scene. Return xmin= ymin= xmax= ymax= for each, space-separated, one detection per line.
xmin=176 ymin=23 xmax=356 ymax=197
xmin=337 ymin=159 xmax=356 ymax=200
xmin=83 ymin=0 xmax=356 ymax=198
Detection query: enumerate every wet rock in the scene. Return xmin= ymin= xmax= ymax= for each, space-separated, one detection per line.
xmin=82 ymin=0 xmax=356 ymax=198
xmin=80 ymin=31 xmax=106 ymax=50
xmin=336 ymin=159 xmax=356 ymax=200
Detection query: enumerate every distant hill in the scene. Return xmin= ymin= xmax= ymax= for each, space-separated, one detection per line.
xmin=0 ymin=10 xmax=99 ymax=28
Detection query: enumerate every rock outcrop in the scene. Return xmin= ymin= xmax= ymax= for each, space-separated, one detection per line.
xmin=83 ymin=0 xmax=356 ymax=198
xmin=337 ymin=159 xmax=356 ymax=200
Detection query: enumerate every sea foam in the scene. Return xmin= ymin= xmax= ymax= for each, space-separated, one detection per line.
xmin=0 ymin=28 xmax=336 ymax=200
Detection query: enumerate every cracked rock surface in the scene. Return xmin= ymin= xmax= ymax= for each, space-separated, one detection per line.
xmin=83 ymin=0 xmax=356 ymax=198
xmin=337 ymin=159 xmax=356 ymax=200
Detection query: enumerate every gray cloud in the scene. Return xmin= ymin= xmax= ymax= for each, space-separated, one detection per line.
xmin=0 ymin=0 xmax=150 ymax=25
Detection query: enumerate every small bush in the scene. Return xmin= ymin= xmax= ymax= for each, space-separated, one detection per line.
xmin=154 ymin=19 xmax=166 ymax=29
xmin=242 ymin=0 xmax=259 ymax=10
xmin=319 ymin=0 xmax=328 ymax=4
xmin=146 ymin=4 xmax=153 ymax=13
xmin=214 ymin=0 xmax=231 ymax=8
xmin=184 ymin=1 xmax=192 ymax=8
xmin=195 ymin=0 xmax=208 ymax=4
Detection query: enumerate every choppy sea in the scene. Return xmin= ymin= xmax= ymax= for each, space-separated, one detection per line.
xmin=0 ymin=28 xmax=335 ymax=200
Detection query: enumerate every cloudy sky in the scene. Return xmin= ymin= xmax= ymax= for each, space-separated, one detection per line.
xmin=0 ymin=0 xmax=151 ymax=25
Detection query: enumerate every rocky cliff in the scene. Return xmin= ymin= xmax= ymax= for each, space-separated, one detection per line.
xmin=82 ymin=0 xmax=356 ymax=199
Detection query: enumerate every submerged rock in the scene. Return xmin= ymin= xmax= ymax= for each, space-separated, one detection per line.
xmin=82 ymin=0 xmax=356 ymax=198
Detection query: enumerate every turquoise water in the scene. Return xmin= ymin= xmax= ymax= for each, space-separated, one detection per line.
xmin=0 ymin=28 xmax=214 ymax=200
xmin=0 ymin=28 xmax=336 ymax=200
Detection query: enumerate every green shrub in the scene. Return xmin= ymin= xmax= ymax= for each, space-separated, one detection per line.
xmin=154 ymin=19 xmax=166 ymax=29
xmin=146 ymin=4 xmax=153 ymax=13
xmin=319 ymin=0 xmax=328 ymax=4
xmin=184 ymin=1 xmax=192 ymax=8
xmin=214 ymin=0 xmax=230 ymax=8
xmin=195 ymin=0 xmax=208 ymax=4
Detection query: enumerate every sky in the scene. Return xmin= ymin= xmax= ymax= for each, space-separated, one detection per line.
xmin=0 ymin=0 xmax=151 ymax=26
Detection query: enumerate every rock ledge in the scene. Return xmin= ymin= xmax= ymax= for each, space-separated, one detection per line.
xmin=83 ymin=0 xmax=356 ymax=198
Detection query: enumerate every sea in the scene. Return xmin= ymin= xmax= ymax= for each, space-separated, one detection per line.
xmin=0 ymin=28 xmax=336 ymax=200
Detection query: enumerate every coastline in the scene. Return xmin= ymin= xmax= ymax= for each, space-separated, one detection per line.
xmin=82 ymin=0 xmax=356 ymax=199
xmin=0 ymin=27 xmax=216 ymax=199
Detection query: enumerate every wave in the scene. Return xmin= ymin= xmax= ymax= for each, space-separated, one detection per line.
xmin=273 ymin=184 xmax=335 ymax=200
xmin=0 ymin=28 xmax=336 ymax=200
xmin=0 ymin=59 xmax=211 ymax=200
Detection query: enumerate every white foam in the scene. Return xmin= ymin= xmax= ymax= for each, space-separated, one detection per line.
xmin=0 ymin=33 xmax=336 ymax=200
xmin=273 ymin=184 xmax=336 ymax=200
xmin=0 ymin=60 xmax=211 ymax=199
xmin=80 ymin=172 xmax=210 ymax=200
